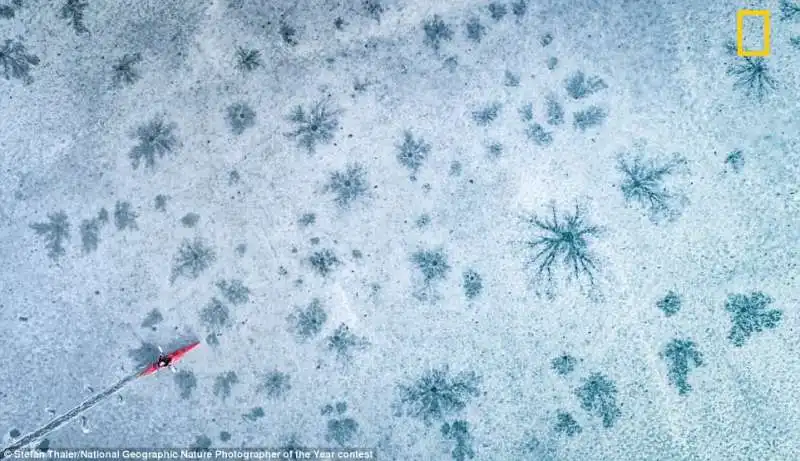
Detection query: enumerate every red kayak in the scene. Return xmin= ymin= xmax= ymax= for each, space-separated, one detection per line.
xmin=138 ymin=341 xmax=200 ymax=377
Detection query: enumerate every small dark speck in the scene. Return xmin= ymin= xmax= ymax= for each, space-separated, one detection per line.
xmin=9 ymin=429 xmax=20 ymax=438
xmin=220 ymin=431 xmax=231 ymax=442
xmin=18 ymin=316 xmax=27 ymax=321
xmin=352 ymin=250 xmax=363 ymax=259
xmin=310 ymin=237 xmax=320 ymax=245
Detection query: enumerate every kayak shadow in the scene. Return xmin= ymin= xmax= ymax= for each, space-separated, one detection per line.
xmin=128 ymin=342 xmax=160 ymax=369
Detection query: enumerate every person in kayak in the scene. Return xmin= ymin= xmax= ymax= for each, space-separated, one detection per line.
xmin=139 ymin=341 xmax=201 ymax=377
xmin=156 ymin=354 xmax=172 ymax=369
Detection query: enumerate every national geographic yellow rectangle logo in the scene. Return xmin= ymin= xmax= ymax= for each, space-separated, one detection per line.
xmin=737 ymin=10 xmax=771 ymax=57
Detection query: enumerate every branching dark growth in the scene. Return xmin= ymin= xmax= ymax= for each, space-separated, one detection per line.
xmin=190 ymin=435 xmax=211 ymax=451
xmin=326 ymin=323 xmax=369 ymax=361
xmin=278 ymin=434 xmax=306 ymax=453
xmin=504 ymin=70 xmax=520 ymax=87
xmin=551 ymin=354 xmax=577 ymax=376
xmin=465 ymin=17 xmax=486 ymax=42
xmin=462 ymin=269 xmax=483 ymax=299
xmin=779 ymin=0 xmax=800 ymax=21
xmin=171 ymin=238 xmax=216 ymax=283
xmin=216 ymin=279 xmax=250 ymax=305
xmin=522 ymin=204 xmax=600 ymax=288
xmin=553 ymin=412 xmax=582 ymax=436
xmin=520 ymin=434 xmax=556 ymax=458
xmin=212 ymin=372 xmax=238 ymax=400
xmin=226 ymin=102 xmax=256 ymax=135
xmin=325 ymin=403 xmax=359 ymax=446
xmin=298 ymin=213 xmax=316 ymax=227
xmin=129 ymin=116 xmax=179 ymax=169
xmin=565 ymin=71 xmax=607 ymax=99
xmin=661 ymin=338 xmax=703 ymax=395
xmin=575 ymin=372 xmax=621 ymax=428
xmin=724 ymin=292 xmax=783 ymax=347
xmin=486 ymin=142 xmax=502 ymax=158
xmin=441 ymin=420 xmax=475 ymax=461
xmin=321 ymin=401 xmax=348 ymax=416
xmin=511 ymin=0 xmax=527 ymax=18
xmin=309 ymin=248 xmax=341 ymax=277
xmin=113 ymin=201 xmax=138 ymax=230
xmin=423 ymin=15 xmax=453 ymax=52
xmin=725 ymin=149 xmax=744 ymax=172
xmin=325 ymin=163 xmax=369 ymax=208
xmin=79 ymin=218 xmax=101 ymax=253
xmin=79 ymin=210 xmax=107 ymax=253
xmin=279 ymin=22 xmax=298 ymax=46
xmin=285 ymin=99 xmax=341 ymax=153
xmin=201 ymin=297 xmax=230 ymax=330
xmin=60 ymin=0 xmax=88 ymax=34
xmin=287 ymin=298 xmax=327 ymax=340
xmin=397 ymin=366 xmax=481 ymax=424
xmin=617 ymin=152 xmax=688 ymax=222
xmin=573 ymin=106 xmax=607 ymax=131
xmin=141 ymin=308 xmax=163 ymax=329
xmin=112 ymin=53 xmax=142 ymax=86
xmin=0 ymin=5 xmax=15 ymax=18
xmin=396 ymin=131 xmax=431 ymax=175
xmin=545 ymin=96 xmax=564 ymax=125
xmin=260 ymin=370 xmax=291 ymax=398
xmin=174 ymin=370 xmax=197 ymax=399
xmin=519 ymin=102 xmax=533 ymax=122
xmin=362 ymin=0 xmax=384 ymax=22
xmin=657 ymin=290 xmax=682 ymax=316
xmin=235 ymin=47 xmax=261 ymax=71
xmin=411 ymin=249 xmax=450 ymax=284
xmin=31 ymin=211 xmax=70 ymax=260
xmin=181 ymin=212 xmax=200 ymax=228
xmin=154 ymin=194 xmax=169 ymax=211
xmin=488 ymin=2 xmax=507 ymax=20
xmin=525 ymin=123 xmax=553 ymax=146
xmin=243 ymin=407 xmax=265 ymax=421
xmin=727 ymin=57 xmax=776 ymax=101
xmin=0 ymin=38 xmax=40 ymax=84
xmin=472 ymin=103 xmax=501 ymax=126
